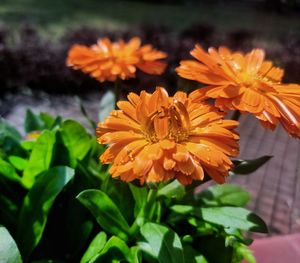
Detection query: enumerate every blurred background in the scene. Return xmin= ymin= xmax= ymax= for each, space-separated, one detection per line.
xmin=0 ymin=0 xmax=300 ymax=239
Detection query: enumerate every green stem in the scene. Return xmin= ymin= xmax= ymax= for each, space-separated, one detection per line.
xmin=231 ymin=110 xmax=241 ymax=121
xmin=129 ymin=188 xmax=157 ymax=237
xmin=114 ymin=79 xmax=122 ymax=108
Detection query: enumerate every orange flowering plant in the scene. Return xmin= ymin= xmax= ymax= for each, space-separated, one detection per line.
xmin=5 ymin=38 xmax=300 ymax=263
xmin=177 ymin=45 xmax=300 ymax=137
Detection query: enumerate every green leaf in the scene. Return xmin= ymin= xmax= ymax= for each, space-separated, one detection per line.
xmin=17 ymin=166 xmax=75 ymax=259
xmin=99 ymin=90 xmax=115 ymax=122
xmin=81 ymin=232 xmax=107 ymax=263
xmin=157 ymin=180 xmax=185 ymax=200
xmin=196 ymin=184 xmax=250 ymax=207
xmin=232 ymin=156 xmax=272 ymax=175
xmin=39 ymin=112 xmax=55 ymax=129
xmin=140 ymin=222 xmax=184 ymax=263
xmin=0 ymin=118 xmax=22 ymax=140
xmin=60 ymin=120 xmax=91 ymax=163
xmin=24 ymin=109 xmax=44 ymax=133
xmin=129 ymin=184 xmax=147 ymax=217
xmin=22 ymin=130 xmax=56 ymax=188
xmin=171 ymin=205 xmax=268 ymax=233
xmin=77 ymin=190 xmax=130 ymax=241
xmin=0 ymin=158 xmax=22 ymax=183
xmin=0 ymin=225 xmax=22 ymax=263
xmin=0 ymin=119 xmax=25 ymax=157
xmin=91 ymin=236 xmax=133 ymax=263
xmin=183 ymin=245 xmax=208 ymax=263
xmin=8 ymin=155 xmax=28 ymax=171
xmin=131 ymin=246 xmax=142 ymax=263
xmin=78 ymin=97 xmax=97 ymax=130
xmin=233 ymin=243 xmax=256 ymax=263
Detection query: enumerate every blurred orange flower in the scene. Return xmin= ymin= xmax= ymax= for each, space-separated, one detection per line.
xmin=67 ymin=37 xmax=167 ymax=82
xmin=97 ymin=87 xmax=239 ymax=185
xmin=176 ymin=45 xmax=300 ymax=138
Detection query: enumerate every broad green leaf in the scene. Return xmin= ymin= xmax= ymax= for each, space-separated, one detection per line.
xmin=0 ymin=118 xmax=21 ymax=140
xmin=0 ymin=225 xmax=22 ymax=263
xmin=140 ymin=222 xmax=184 ymax=263
xmin=77 ymin=190 xmax=130 ymax=240
xmin=21 ymin=141 xmax=35 ymax=151
xmin=187 ymin=218 xmax=217 ymax=235
xmin=17 ymin=166 xmax=74 ymax=259
xmin=0 ymin=119 xmax=25 ymax=157
xmin=131 ymin=246 xmax=142 ymax=263
xmin=24 ymin=109 xmax=44 ymax=133
xmin=8 ymin=155 xmax=28 ymax=171
xmin=232 ymin=156 xmax=272 ymax=175
xmin=171 ymin=205 xmax=268 ymax=233
xmin=196 ymin=184 xmax=250 ymax=207
xmin=60 ymin=120 xmax=91 ymax=162
xmin=98 ymin=90 xmax=115 ymax=122
xmin=39 ymin=112 xmax=55 ymax=129
xmin=157 ymin=180 xmax=185 ymax=200
xmin=81 ymin=232 xmax=107 ymax=263
xmin=91 ymin=236 xmax=133 ymax=263
xmin=22 ymin=130 xmax=56 ymax=188
xmin=0 ymin=158 xmax=22 ymax=183
xmin=129 ymin=184 xmax=147 ymax=211
xmin=183 ymin=245 xmax=208 ymax=263
xmin=128 ymin=184 xmax=148 ymax=217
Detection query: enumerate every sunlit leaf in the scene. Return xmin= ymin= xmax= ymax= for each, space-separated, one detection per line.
xmin=91 ymin=236 xmax=133 ymax=263
xmin=81 ymin=232 xmax=107 ymax=263
xmin=60 ymin=120 xmax=91 ymax=164
xmin=196 ymin=184 xmax=250 ymax=207
xmin=77 ymin=189 xmax=130 ymax=241
xmin=0 ymin=158 xmax=22 ymax=183
xmin=8 ymin=156 xmax=28 ymax=171
xmin=171 ymin=205 xmax=268 ymax=233
xmin=22 ymin=130 xmax=56 ymax=188
xmin=140 ymin=222 xmax=184 ymax=263
xmin=157 ymin=180 xmax=185 ymax=200
xmin=0 ymin=225 xmax=22 ymax=263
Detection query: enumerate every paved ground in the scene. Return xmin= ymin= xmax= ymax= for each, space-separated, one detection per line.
xmin=1 ymin=92 xmax=300 ymax=237
xmin=251 ymin=233 xmax=300 ymax=263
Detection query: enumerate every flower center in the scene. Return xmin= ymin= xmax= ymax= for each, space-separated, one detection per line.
xmin=143 ymin=100 xmax=191 ymax=143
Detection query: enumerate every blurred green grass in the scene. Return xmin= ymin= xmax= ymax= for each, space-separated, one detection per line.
xmin=0 ymin=0 xmax=299 ymax=40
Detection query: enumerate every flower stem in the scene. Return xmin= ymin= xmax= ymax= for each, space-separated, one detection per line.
xmin=231 ymin=110 xmax=241 ymax=121
xmin=114 ymin=78 xmax=122 ymax=108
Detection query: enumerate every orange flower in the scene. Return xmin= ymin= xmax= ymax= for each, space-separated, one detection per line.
xmin=176 ymin=45 xmax=300 ymax=138
xmin=96 ymin=87 xmax=239 ymax=185
xmin=67 ymin=37 xmax=167 ymax=82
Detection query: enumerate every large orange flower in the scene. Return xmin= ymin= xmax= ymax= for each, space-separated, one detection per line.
xmin=176 ymin=45 xmax=300 ymax=138
xmin=67 ymin=37 xmax=167 ymax=82
xmin=96 ymin=87 xmax=239 ymax=185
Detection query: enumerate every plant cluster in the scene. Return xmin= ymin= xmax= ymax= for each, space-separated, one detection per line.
xmin=1 ymin=35 xmax=300 ymax=263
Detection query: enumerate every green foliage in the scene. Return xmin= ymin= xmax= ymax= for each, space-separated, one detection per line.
xmin=77 ymin=190 xmax=131 ymax=241
xmin=0 ymin=225 xmax=22 ymax=263
xmin=17 ymin=166 xmax=75 ymax=259
xmin=195 ymin=184 xmax=251 ymax=207
xmin=232 ymin=156 xmax=273 ymax=175
xmin=0 ymin=111 xmax=267 ymax=262
xmin=80 ymin=232 xmax=107 ymax=263
xmin=140 ymin=223 xmax=184 ymax=263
